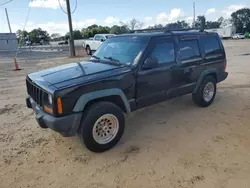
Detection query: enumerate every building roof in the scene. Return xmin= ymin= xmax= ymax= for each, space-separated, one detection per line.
xmin=0 ymin=33 xmax=17 ymax=40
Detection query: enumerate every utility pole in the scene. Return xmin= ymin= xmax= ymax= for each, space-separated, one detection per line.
xmin=5 ymin=8 xmax=12 ymax=33
xmin=193 ymin=2 xmax=196 ymax=28
xmin=66 ymin=0 xmax=76 ymax=57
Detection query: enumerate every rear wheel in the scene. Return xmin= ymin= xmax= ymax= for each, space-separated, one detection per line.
xmin=86 ymin=46 xmax=92 ymax=55
xmin=77 ymin=102 xmax=125 ymax=153
xmin=192 ymin=76 xmax=217 ymax=107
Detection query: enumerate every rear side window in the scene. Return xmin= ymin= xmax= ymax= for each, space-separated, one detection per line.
xmin=179 ymin=39 xmax=201 ymax=62
xmin=201 ymin=35 xmax=223 ymax=57
xmin=151 ymin=41 xmax=175 ymax=64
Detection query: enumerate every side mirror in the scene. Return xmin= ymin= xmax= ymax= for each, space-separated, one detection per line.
xmin=101 ymin=39 xmax=105 ymax=42
xmin=143 ymin=57 xmax=158 ymax=70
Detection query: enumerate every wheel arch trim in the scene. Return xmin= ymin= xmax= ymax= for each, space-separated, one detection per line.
xmin=193 ymin=69 xmax=218 ymax=93
xmin=73 ymin=88 xmax=131 ymax=113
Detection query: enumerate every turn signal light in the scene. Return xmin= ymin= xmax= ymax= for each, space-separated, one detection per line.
xmin=57 ymin=98 xmax=63 ymax=114
xmin=44 ymin=105 xmax=53 ymax=114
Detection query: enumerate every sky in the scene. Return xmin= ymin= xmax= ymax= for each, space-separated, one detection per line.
xmin=0 ymin=0 xmax=249 ymax=35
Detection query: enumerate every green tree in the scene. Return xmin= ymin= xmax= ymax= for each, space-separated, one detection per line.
xmin=81 ymin=25 xmax=111 ymax=38
xmin=110 ymin=25 xmax=130 ymax=34
xmin=51 ymin=33 xmax=61 ymax=41
xmin=221 ymin=18 xmax=232 ymax=27
xmin=28 ymin=28 xmax=50 ymax=44
xmin=16 ymin=29 xmax=28 ymax=38
xmin=73 ymin=30 xmax=83 ymax=39
xmin=176 ymin=20 xmax=190 ymax=28
xmin=65 ymin=32 xmax=70 ymax=40
xmin=123 ymin=18 xmax=143 ymax=31
xmin=195 ymin=15 xmax=206 ymax=30
xmin=152 ymin=24 xmax=164 ymax=28
xmin=110 ymin=25 xmax=120 ymax=34
xmin=206 ymin=21 xmax=221 ymax=29
xmin=147 ymin=21 xmax=189 ymax=31
xmin=231 ymin=8 xmax=250 ymax=33
xmin=206 ymin=17 xmax=229 ymax=29
xmin=16 ymin=29 xmax=28 ymax=44
xmin=166 ymin=20 xmax=190 ymax=29
xmin=217 ymin=17 xmax=224 ymax=25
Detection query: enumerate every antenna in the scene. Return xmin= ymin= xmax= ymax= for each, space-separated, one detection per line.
xmin=193 ymin=2 xmax=196 ymax=28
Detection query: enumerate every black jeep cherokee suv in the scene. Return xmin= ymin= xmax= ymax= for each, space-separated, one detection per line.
xmin=26 ymin=30 xmax=228 ymax=152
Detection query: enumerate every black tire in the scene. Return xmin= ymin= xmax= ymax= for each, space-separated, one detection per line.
xmin=86 ymin=46 xmax=92 ymax=55
xmin=192 ymin=76 xmax=217 ymax=107
xmin=77 ymin=102 xmax=125 ymax=153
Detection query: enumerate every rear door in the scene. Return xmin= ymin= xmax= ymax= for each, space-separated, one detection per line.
xmin=169 ymin=36 xmax=204 ymax=96
xmin=136 ymin=37 xmax=178 ymax=108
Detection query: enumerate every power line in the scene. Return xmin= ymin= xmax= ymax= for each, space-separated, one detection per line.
xmin=16 ymin=5 xmax=31 ymax=55
xmin=58 ymin=0 xmax=77 ymax=15
xmin=58 ymin=0 xmax=67 ymax=14
xmin=0 ymin=0 xmax=13 ymax=6
xmin=22 ymin=6 xmax=31 ymax=31
xmin=71 ymin=0 xmax=77 ymax=14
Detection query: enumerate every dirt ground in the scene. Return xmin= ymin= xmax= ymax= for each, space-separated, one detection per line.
xmin=0 ymin=40 xmax=250 ymax=188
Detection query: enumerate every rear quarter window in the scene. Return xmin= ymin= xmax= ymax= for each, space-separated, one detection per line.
xmin=200 ymin=35 xmax=223 ymax=57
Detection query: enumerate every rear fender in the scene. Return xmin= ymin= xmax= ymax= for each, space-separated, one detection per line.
xmin=193 ymin=69 xmax=217 ymax=93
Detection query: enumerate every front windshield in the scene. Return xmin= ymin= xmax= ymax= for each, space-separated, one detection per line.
xmin=91 ymin=36 xmax=150 ymax=65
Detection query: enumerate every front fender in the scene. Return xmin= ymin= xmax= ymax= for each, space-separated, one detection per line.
xmin=73 ymin=88 xmax=131 ymax=113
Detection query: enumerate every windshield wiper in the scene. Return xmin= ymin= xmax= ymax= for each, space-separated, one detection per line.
xmin=103 ymin=56 xmax=124 ymax=66
xmin=104 ymin=56 xmax=120 ymax=62
xmin=91 ymin=55 xmax=100 ymax=61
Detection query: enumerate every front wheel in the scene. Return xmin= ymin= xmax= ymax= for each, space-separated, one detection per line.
xmin=86 ymin=46 xmax=92 ymax=55
xmin=192 ymin=76 xmax=217 ymax=107
xmin=77 ymin=102 xmax=125 ymax=153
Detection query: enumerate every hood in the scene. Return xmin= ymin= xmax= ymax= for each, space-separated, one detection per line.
xmin=28 ymin=60 xmax=131 ymax=89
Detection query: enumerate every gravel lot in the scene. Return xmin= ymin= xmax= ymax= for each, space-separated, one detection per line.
xmin=0 ymin=40 xmax=250 ymax=188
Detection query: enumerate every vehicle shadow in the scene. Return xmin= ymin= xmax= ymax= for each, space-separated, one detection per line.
xmin=121 ymin=93 xmax=222 ymax=145
xmin=123 ymin=95 xmax=194 ymax=139
xmin=62 ymin=91 xmax=223 ymax=159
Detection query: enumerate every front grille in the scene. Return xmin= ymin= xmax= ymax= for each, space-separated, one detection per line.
xmin=26 ymin=78 xmax=44 ymax=107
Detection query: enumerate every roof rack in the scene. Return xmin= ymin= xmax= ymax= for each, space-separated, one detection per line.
xmin=133 ymin=27 xmax=205 ymax=33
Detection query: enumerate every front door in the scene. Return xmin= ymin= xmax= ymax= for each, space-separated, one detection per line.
xmin=136 ymin=37 xmax=178 ymax=108
xmin=93 ymin=35 xmax=102 ymax=50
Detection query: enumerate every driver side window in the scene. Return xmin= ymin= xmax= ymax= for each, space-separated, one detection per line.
xmin=150 ymin=40 xmax=175 ymax=65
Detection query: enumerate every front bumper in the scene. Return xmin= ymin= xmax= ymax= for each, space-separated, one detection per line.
xmin=26 ymin=96 xmax=82 ymax=137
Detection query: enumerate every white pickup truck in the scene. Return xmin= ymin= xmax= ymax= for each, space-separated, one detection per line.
xmin=83 ymin=34 xmax=116 ymax=55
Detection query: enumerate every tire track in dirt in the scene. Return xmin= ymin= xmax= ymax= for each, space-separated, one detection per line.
xmin=220 ymin=84 xmax=250 ymax=89
xmin=0 ymin=104 xmax=25 ymax=115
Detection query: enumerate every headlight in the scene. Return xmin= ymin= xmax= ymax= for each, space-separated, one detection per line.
xmin=48 ymin=94 xmax=53 ymax=105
